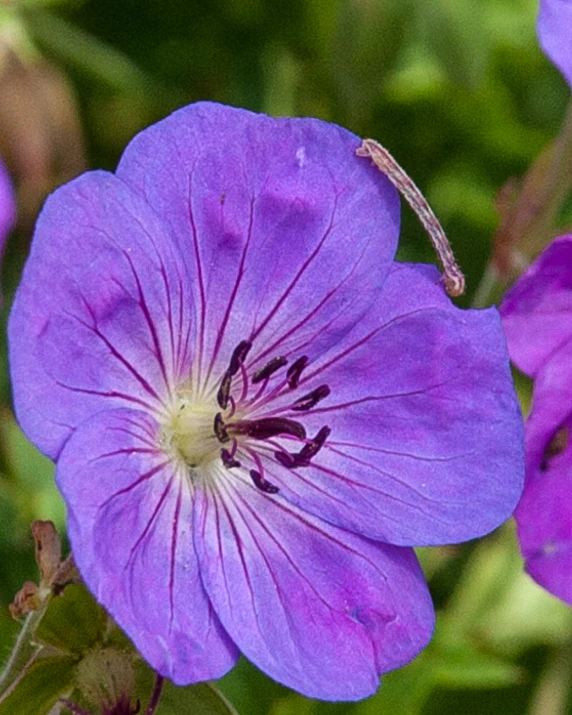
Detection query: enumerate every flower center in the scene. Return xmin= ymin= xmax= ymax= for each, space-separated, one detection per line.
xmin=165 ymin=394 xmax=221 ymax=468
xmin=166 ymin=339 xmax=332 ymax=494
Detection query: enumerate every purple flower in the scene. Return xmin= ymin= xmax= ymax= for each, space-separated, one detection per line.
xmin=501 ymin=235 xmax=572 ymax=605
xmin=538 ymin=0 xmax=572 ymax=88
xmin=0 ymin=157 xmax=16 ymax=255
xmin=9 ymin=103 xmax=524 ymax=700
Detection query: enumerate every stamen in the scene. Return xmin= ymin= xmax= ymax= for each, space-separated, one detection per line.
xmin=217 ymin=340 xmax=252 ymax=409
xmin=299 ymin=426 xmax=331 ymax=461
xmin=249 ymin=469 xmax=279 ymax=494
xmin=221 ymin=448 xmax=241 ymax=469
xmin=274 ymin=450 xmax=297 ymax=468
xmin=214 ymin=412 xmax=230 ymax=443
xmin=230 ymin=417 xmax=306 ymax=441
xmin=217 ymin=371 xmax=232 ymax=409
xmin=291 ymin=384 xmax=330 ymax=411
xmin=229 ymin=340 xmax=252 ymax=376
xmin=252 ymin=356 xmax=288 ymax=384
xmin=287 ymin=355 xmax=309 ymax=389
xmin=273 ymin=426 xmax=331 ymax=469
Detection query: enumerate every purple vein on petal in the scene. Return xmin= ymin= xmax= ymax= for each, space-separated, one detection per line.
xmin=99 ymin=461 xmax=172 ymax=510
xmin=120 ymin=249 xmax=173 ymax=399
xmin=53 ymin=380 xmax=159 ymax=415
xmin=205 ymin=198 xmax=256 ymax=386
xmin=127 ymin=474 xmax=175 ymax=566
xmin=328 ymin=440 xmax=470 ymax=463
xmin=305 ymin=384 xmax=451 ymax=416
xmin=217 ymin=479 xmax=301 ymax=655
xmin=64 ymin=300 xmax=166 ymax=407
xmin=323 ymin=444 xmax=462 ymax=505
xmin=301 ymin=308 xmax=434 ymax=385
xmin=249 ymin=196 xmax=339 ymax=343
xmin=169 ymin=479 xmax=184 ymax=631
xmin=188 ymin=168 xmax=208 ymax=388
xmin=209 ymin=483 xmax=257 ymax=625
xmin=248 ymin=240 xmax=370 ymax=370
xmin=89 ymin=447 xmax=159 ymax=463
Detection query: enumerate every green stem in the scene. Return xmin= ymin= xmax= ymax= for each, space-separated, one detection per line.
xmin=0 ymin=601 xmax=49 ymax=697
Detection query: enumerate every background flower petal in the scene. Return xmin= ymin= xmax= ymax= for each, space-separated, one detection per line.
xmin=57 ymin=407 xmax=239 ymax=683
xmin=116 ymin=102 xmax=400 ymax=383
xmin=538 ymin=0 xmax=572 ymax=88
xmin=260 ymin=263 xmax=524 ymax=546
xmin=9 ymin=171 xmax=194 ymax=458
xmin=0 ymin=157 xmax=16 ymax=254
xmin=500 ymin=234 xmax=572 ymax=377
xmin=516 ymin=440 xmax=572 ymax=606
xmin=193 ymin=470 xmax=434 ymax=701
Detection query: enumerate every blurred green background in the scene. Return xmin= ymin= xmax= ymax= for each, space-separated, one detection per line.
xmin=1 ymin=0 xmax=572 ymax=713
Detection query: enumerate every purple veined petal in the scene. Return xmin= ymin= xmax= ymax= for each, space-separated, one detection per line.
xmin=520 ymin=338 xmax=572 ymax=474
xmin=9 ymin=171 xmax=195 ymax=459
xmin=516 ymin=421 xmax=572 ymax=606
xmin=56 ymin=407 xmax=239 ymax=683
xmin=500 ymin=234 xmax=572 ymax=378
xmin=538 ymin=0 xmax=572 ymax=89
xmin=252 ymin=263 xmax=524 ymax=547
xmin=116 ymin=102 xmax=400 ymax=386
xmin=193 ymin=469 xmax=434 ymax=701
xmin=0 ymin=158 xmax=16 ymax=255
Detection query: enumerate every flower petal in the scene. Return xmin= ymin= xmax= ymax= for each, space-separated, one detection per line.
xmin=0 ymin=158 xmax=16 ymax=253
xmin=516 ymin=436 xmax=572 ymax=606
xmin=193 ymin=470 xmax=434 ymax=701
xmin=538 ymin=0 xmax=572 ymax=88
xmin=500 ymin=235 xmax=572 ymax=378
xmin=56 ymin=407 xmax=239 ymax=683
xmin=116 ymin=102 xmax=400 ymax=381
xmin=9 ymin=172 xmax=194 ymax=458
xmin=259 ymin=263 xmax=524 ymax=546
xmin=521 ymin=339 xmax=572 ymax=476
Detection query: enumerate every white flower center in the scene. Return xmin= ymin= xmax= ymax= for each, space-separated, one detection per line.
xmin=163 ymin=393 xmax=221 ymax=469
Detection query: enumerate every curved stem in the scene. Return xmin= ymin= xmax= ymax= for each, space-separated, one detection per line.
xmin=145 ymin=674 xmax=165 ymax=715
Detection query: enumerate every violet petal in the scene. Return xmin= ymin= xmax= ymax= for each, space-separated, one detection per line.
xmin=9 ymin=171 xmax=194 ymax=459
xmin=56 ymin=407 xmax=239 ymax=683
xmin=193 ymin=470 xmax=434 ymax=701
xmin=116 ymin=102 xmax=400 ymax=378
xmin=261 ymin=263 xmax=524 ymax=546
xmin=538 ymin=0 xmax=572 ymax=88
xmin=500 ymin=234 xmax=572 ymax=378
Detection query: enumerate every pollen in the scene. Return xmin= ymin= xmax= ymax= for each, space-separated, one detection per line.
xmin=162 ymin=393 xmax=221 ymax=469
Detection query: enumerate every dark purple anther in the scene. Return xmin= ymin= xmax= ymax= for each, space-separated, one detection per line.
xmin=231 ymin=417 xmax=306 ymax=441
xmin=249 ymin=469 xmax=279 ymax=494
xmin=274 ymin=450 xmax=297 ymax=468
xmin=214 ymin=413 xmax=230 ymax=443
xmin=221 ymin=448 xmax=241 ymax=469
xmin=217 ymin=371 xmax=232 ymax=409
xmin=291 ymin=384 xmax=331 ymax=412
xmin=229 ymin=340 xmax=252 ymax=376
xmin=299 ymin=426 xmax=331 ymax=461
xmin=252 ymin=356 xmax=288 ymax=384
xmin=287 ymin=355 xmax=309 ymax=389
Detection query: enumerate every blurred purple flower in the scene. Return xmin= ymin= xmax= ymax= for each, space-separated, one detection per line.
xmin=9 ymin=103 xmax=524 ymax=700
xmin=538 ymin=0 xmax=572 ymax=88
xmin=501 ymin=235 xmax=572 ymax=605
xmin=0 ymin=157 xmax=16 ymax=255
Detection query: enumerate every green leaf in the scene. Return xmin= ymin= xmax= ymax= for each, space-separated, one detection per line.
xmin=0 ymin=655 xmax=77 ymax=715
xmin=431 ymin=645 xmax=522 ymax=689
xmin=418 ymin=0 xmax=490 ymax=88
xmin=20 ymin=6 xmax=151 ymax=93
xmin=35 ymin=584 xmax=106 ymax=654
